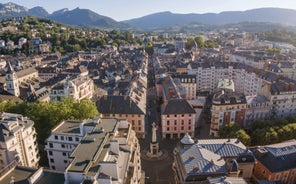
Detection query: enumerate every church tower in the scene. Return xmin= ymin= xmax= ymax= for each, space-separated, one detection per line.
xmin=6 ymin=61 xmax=20 ymax=97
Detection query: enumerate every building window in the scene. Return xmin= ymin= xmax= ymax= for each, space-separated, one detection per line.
xmin=181 ymin=120 xmax=184 ymax=125
xmin=138 ymin=115 xmax=141 ymax=117
xmin=51 ymin=166 xmax=55 ymax=170
xmin=62 ymin=152 xmax=67 ymax=156
xmin=174 ymin=114 xmax=177 ymax=117
xmin=167 ymin=127 xmax=169 ymax=131
xmin=68 ymin=137 xmax=73 ymax=141
xmin=49 ymin=143 xmax=53 ymax=148
xmin=61 ymin=144 xmax=65 ymax=148
xmin=50 ymin=158 xmax=54 ymax=163
xmin=64 ymin=160 xmax=67 ymax=163
xmin=49 ymin=151 xmax=53 ymax=156
xmin=174 ymin=127 xmax=177 ymax=131
xmin=75 ymin=137 xmax=79 ymax=142
xmin=167 ymin=115 xmax=169 ymax=118
xmin=174 ymin=120 xmax=177 ymax=125
xmin=189 ymin=114 xmax=191 ymax=117
xmin=189 ymin=119 xmax=191 ymax=124
xmin=61 ymin=136 xmax=64 ymax=140
xmin=181 ymin=114 xmax=184 ymax=117
xmin=167 ymin=121 xmax=170 ymax=125
xmin=132 ymin=120 xmax=135 ymax=125
xmin=189 ymin=126 xmax=191 ymax=130
xmin=181 ymin=127 xmax=184 ymax=130
xmin=54 ymin=135 xmax=58 ymax=140
xmin=138 ymin=127 xmax=141 ymax=131
xmin=138 ymin=120 xmax=141 ymax=125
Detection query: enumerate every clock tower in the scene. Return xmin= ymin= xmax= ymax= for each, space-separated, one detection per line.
xmin=6 ymin=61 xmax=20 ymax=97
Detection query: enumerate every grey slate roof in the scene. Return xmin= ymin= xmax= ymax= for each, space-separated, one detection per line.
xmin=96 ymin=95 xmax=145 ymax=115
xmin=251 ymin=140 xmax=296 ymax=173
xmin=212 ymin=89 xmax=246 ymax=105
xmin=162 ymin=99 xmax=196 ymax=114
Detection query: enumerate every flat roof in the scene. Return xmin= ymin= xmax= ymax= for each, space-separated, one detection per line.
xmin=0 ymin=166 xmax=35 ymax=184
xmin=67 ymin=118 xmax=118 ymax=172
xmin=53 ymin=120 xmax=82 ymax=134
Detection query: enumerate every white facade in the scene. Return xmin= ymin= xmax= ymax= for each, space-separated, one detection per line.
xmin=49 ymin=118 xmax=143 ymax=184
xmin=6 ymin=62 xmax=20 ymax=97
xmin=45 ymin=120 xmax=84 ymax=171
xmin=0 ymin=113 xmax=39 ymax=170
xmin=50 ymin=76 xmax=94 ymax=101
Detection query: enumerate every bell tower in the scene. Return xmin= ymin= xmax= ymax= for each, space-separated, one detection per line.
xmin=6 ymin=61 xmax=20 ymax=97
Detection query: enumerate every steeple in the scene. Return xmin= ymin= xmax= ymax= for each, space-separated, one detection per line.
xmin=6 ymin=61 xmax=20 ymax=97
xmin=7 ymin=61 xmax=14 ymax=74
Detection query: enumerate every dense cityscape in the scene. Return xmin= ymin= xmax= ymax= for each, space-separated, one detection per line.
xmin=0 ymin=2 xmax=296 ymax=184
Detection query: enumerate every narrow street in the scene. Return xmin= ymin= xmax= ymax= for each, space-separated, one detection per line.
xmin=140 ymin=56 xmax=212 ymax=183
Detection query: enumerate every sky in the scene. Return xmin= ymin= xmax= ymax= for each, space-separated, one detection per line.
xmin=2 ymin=0 xmax=296 ymax=21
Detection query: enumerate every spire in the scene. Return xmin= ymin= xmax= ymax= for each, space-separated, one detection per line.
xmin=7 ymin=61 xmax=14 ymax=74
xmin=180 ymin=133 xmax=195 ymax=145
xmin=29 ymin=84 xmax=35 ymax=95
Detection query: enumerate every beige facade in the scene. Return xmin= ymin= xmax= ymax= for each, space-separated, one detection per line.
xmin=50 ymin=75 xmax=94 ymax=101
xmin=0 ymin=113 xmax=39 ymax=170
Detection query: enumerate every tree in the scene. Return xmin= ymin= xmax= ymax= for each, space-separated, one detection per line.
xmin=194 ymin=36 xmax=204 ymax=48
xmin=235 ymin=129 xmax=251 ymax=146
xmin=204 ymin=40 xmax=218 ymax=48
xmin=145 ymin=41 xmax=154 ymax=56
xmin=218 ymin=122 xmax=240 ymax=138
xmin=185 ymin=37 xmax=195 ymax=50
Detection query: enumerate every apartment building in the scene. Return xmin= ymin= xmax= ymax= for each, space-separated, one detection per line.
xmin=245 ymin=95 xmax=270 ymax=128
xmin=62 ymin=118 xmax=142 ymax=184
xmin=96 ymin=95 xmax=146 ymax=138
xmin=210 ymin=89 xmax=247 ymax=137
xmin=171 ymin=73 xmax=197 ymax=100
xmin=45 ymin=120 xmax=85 ymax=171
xmin=0 ymin=113 xmax=39 ymax=170
xmin=157 ymin=75 xmax=196 ymax=139
xmin=50 ymin=75 xmax=94 ymax=101
xmin=251 ymin=140 xmax=296 ymax=183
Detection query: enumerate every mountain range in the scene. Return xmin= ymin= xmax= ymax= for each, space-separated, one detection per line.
xmin=1 ymin=2 xmax=296 ymax=31
xmin=0 ymin=2 xmax=129 ymax=29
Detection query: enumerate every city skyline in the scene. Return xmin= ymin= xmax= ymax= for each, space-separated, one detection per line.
xmin=2 ymin=0 xmax=296 ymax=21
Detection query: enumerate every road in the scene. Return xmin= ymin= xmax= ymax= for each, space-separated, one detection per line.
xmin=140 ymin=56 xmax=211 ymax=184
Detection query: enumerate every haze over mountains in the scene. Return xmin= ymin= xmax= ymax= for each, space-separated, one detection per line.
xmin=1 ymin=2 xmax=296 ymax=31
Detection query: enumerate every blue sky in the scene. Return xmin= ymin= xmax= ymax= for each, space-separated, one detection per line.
xmin=3 ymin=0 xmax=296 ymax=21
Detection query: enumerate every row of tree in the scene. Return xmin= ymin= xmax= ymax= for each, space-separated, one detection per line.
xmin=0 ymin=98 xmax=99 ymax=165
xmin=218 ymin=116 xmax=296 ymax=146
xmin=185 ymin=36 xmax=218 ymax=50
xmin=0 ymin=98 xmax=98 ymax=144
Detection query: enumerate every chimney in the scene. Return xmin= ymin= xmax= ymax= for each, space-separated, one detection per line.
xmin=289 ymin=82 xmax=295 ymax=91
xmin=284 ymin=82 xmax=289 ymax=91
xmin=110 ymin=140 xmax=119 ymax=155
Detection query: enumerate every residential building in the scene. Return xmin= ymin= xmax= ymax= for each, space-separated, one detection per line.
xmin=173 ymin=134 xmax=255 ymax=183
xmin=251 ymin=140 xmax=296 ymax=184
xmin=245 ymin=95 xmax=271 ymax=128
xmin=18 ymin=37 xmax=27 ymax=49
xmin=0 ymin=113 xmax=39 ymax=170
xmin=174 ymin=37 xmax=186 ymax=51
xmin=45 ymin=120 xmax=85 ymax=171
xmin=62 ymin=118 xmax=143 ymax=184
xmin=96 ymin=95 xmax=146 ymax=138
xmin=210 ymin=89 xmax=247 ymax=136
xmin=157 ymin=75 xmax=196 ymax=139
xmin=161 ymin=99 xmax=196 ymax=139
xmin=171 ymin=73 xmax=197 ymax=100
xmin=50 ymin=75 xmax=94 ymax=101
